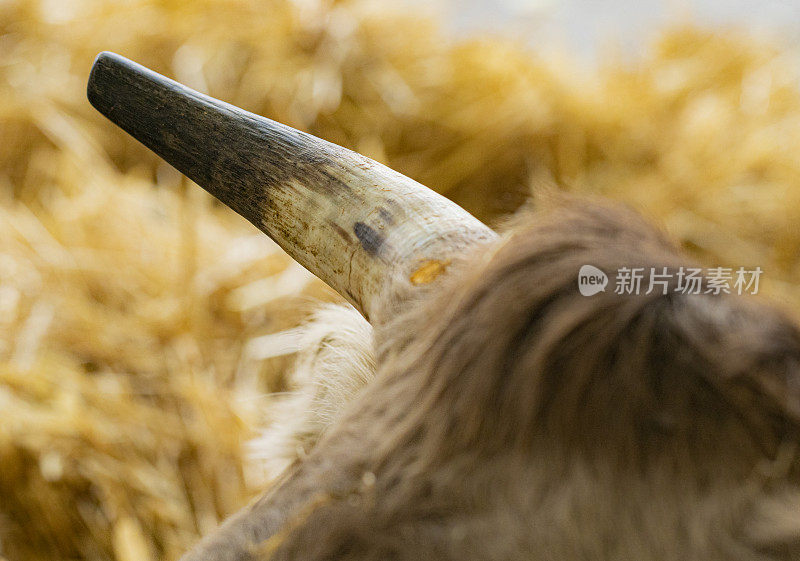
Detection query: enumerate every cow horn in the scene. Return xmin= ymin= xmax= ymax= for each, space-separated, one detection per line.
xmin=87 ymin=52 xmax=495 ymax=321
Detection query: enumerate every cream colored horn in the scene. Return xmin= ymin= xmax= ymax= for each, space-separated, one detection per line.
xmin=87 ymin=52 xmax=495 ymax=321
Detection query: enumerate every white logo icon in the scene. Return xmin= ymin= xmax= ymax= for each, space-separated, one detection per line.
xmin=578 ymin=265 xmax=608 ymax=296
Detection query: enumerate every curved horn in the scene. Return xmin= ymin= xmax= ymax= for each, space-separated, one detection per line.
xmin=87 ymin=52 xmax=495 ymax=321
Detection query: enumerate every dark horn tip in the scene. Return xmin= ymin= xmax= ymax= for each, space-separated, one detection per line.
xmin=84 ymin=49 xmax=272 ymax=224
xmin=87 ymin=51 xmax=116 ymax=113
xmin=87 ymin=51 xmax=136 ymax=118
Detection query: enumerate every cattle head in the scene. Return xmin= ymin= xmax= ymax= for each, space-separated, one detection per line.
xmin=88 ymin=52 xmax=800 ymax=560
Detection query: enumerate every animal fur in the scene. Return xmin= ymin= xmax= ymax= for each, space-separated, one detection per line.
xmin=252 ymin=304 xmax=375 ymax=476
xmin=189 ymin=199 xmax=800 ymax=561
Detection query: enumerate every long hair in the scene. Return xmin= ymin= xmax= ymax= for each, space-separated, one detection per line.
xmin=250 ymin=200 xmax=800 ymax=560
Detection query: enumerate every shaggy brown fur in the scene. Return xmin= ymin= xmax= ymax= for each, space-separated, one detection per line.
xmin=184 ymin=200 xmax=800 ymax=561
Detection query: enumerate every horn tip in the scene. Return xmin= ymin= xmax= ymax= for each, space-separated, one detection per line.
xmin=87 ymin=51 xmax=135 ymax=117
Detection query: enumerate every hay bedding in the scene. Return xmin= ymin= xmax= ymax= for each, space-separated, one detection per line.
xmin=1 ymin=0 xmax=800 ymax=559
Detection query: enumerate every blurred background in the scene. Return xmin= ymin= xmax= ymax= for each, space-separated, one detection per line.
xmin=441 ymin=0 xmax=800 ymax=55
xmin=2 ymin=0 xmax=800 ymax=559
